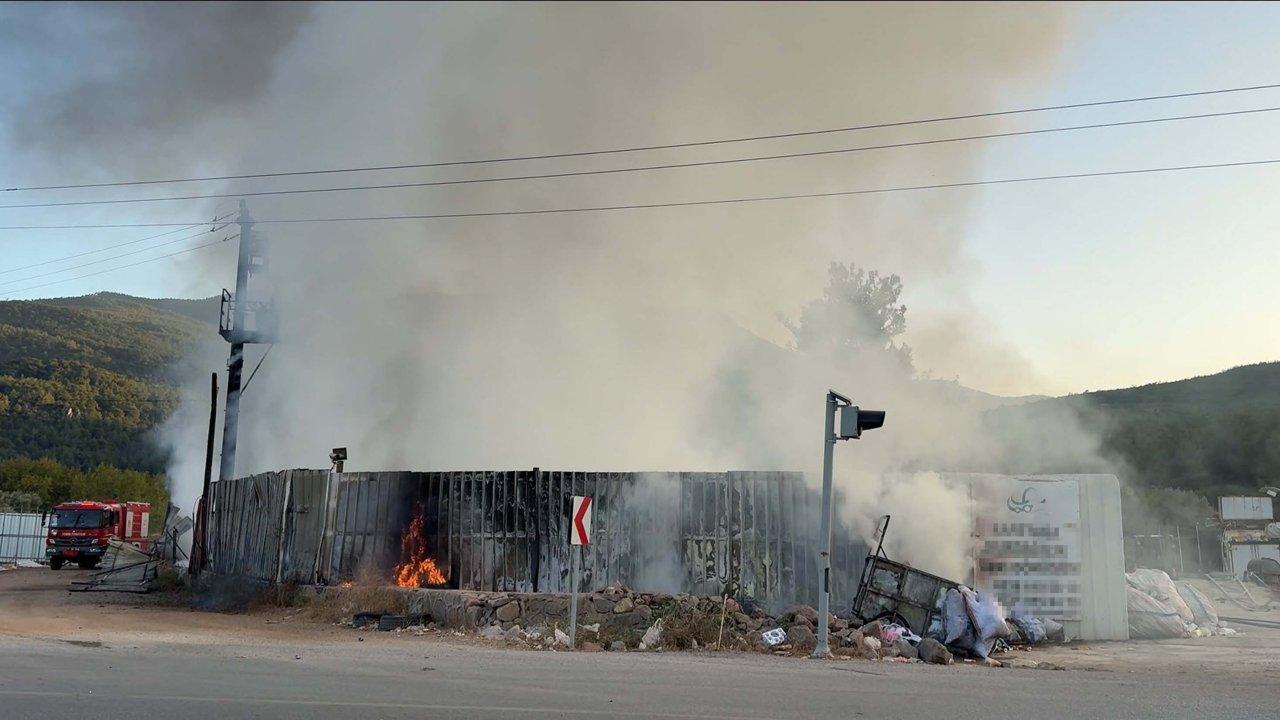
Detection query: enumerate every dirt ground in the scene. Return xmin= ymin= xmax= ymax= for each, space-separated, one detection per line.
xmin=2 ymin=566 xmax=1278 ymax=676
xmin=0 ymin=565 xmax=425 ymax=651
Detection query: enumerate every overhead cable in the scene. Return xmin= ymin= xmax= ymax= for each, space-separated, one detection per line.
xmin=0 ymin=223 xmax=233 ymax=288
xmin=0 ymin=235 xmax=236 ymax=298
xmin=5 ymin=81 xmax=1280 ymax=192
xmin=0 ymin=213 xmax=232 ymax=275
xmin=2 ymin=106 xmax=1278 ymax=210
xmin=1 ymin=155 xmax=1278 ymax=231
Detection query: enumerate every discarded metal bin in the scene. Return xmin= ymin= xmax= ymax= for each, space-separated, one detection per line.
xmin=850 ymin=516 xmax=959 ymax=637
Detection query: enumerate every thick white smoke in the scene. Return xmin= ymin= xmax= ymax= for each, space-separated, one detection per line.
xmin=12 ymin=4 xmax=1112 ymax=579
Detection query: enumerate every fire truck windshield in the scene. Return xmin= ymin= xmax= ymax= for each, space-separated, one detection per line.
xmin=50 ymin=509 xmax=106 ymax=528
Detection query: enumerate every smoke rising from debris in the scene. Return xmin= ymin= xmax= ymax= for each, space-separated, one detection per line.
xmin=10 ymin=4 xmax=1108 ymax=580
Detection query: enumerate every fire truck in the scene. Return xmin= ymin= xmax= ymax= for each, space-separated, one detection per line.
xmin=45 ymin=500 xmax=151 ymax=570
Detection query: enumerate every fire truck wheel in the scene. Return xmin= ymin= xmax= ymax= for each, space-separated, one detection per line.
xmin=77 ymin=558 xmax=100 ymax=570
xmin=49 ymin=558 xmax=65 ymax=570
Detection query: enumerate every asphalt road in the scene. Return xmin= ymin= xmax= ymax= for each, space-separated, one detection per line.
xmin=0 ymin=633 xmax=1274 ymax=720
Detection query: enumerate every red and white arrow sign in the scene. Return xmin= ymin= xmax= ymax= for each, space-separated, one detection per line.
xmin=571 ymin=495 xmax=592 ymax=546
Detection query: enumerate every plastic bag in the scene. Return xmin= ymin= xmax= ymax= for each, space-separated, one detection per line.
xmin=1010 ymin=613 xmax=1046 ymax=644
xmin=1127 ymin=569 xmax=1193 ymax=623
xmin=1041 ymin=617 xmax=1065 ymax=643
xmin=942 ymin=588 xmax=970 ymax=645
xmin=964 ymin=589 xmax=1012 ymax=641
xmin=880 ymin=622 xmax=920 ymax=645
xmin=1126 ymin=586 xmax=1186 ymax=639
xmin=1174 ymin=582 xmax=1219 ymax=627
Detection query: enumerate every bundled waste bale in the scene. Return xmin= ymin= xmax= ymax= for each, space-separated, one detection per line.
xmin=940 ymin=586 xmax=1010 ymax=658
xmin=1127 ymin=569 xmax=1193 ymax=623
xmin=1174 ymin=581 xmax=1219 ymax=628
xmin=1009 ymin=613 xmax=1046 ymax=644
xmin=1126 ymin=586 xmax=1186 ymax=639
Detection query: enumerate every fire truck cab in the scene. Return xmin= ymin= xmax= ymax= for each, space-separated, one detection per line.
xmin=45 ymin=500 xmax=150 ymax=570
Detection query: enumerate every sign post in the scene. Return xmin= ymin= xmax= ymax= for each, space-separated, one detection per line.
xmin=569 ymin=495 xmax=592 ymax=650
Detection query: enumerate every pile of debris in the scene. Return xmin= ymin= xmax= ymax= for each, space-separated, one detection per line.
xmin=374 ymin=585 xmax=771 ymax=651
xmin=756 ymin=588 xmax=1063 ymax=666
xmin=68 ymin=539 xmax=164 ymax=593
xmin=360 ymin=582 xmax=1061 ymax=662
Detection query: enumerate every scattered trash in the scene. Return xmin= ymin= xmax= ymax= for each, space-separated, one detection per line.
xmin=554 ymin=628 xmax=571 ymax=648
xmin=757 ymin=627 xmax=788 ymax=645
xmin=67 ymin=540 xmax=160 ymax=593
xmin=639 ymin=621 xmax=663 ymax=649
xmin=352 ymin=612 xmax=384 ymax=629
xmin=761 ymin=628 xmax=787 ymax=646
xmin=377 ymin=614 xmax=428 ymax=631
xmin=879 ymin=622 xmax=919 ymax=644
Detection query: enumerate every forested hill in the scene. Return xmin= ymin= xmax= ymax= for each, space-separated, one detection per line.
xmin=1071 ymin=362 xmax=1280 ymax=410
xmin=1 ymin=292 xmax=1276 ymax=513
xmin=0 ymin=293 xmax=218 ymax=474
xmin=990 ymin=362 xmax=1280 ymax=498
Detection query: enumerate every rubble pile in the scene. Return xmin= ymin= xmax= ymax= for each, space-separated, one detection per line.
xmin=343 ymin=581 xmax=1081 ymax=662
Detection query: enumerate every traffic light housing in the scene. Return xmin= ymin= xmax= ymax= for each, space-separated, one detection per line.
xmin=838 ymin=405 xmax=885 ymax=439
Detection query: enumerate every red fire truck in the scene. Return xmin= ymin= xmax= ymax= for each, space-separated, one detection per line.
xmin=45 ymin=500 xmax=151 ymax=570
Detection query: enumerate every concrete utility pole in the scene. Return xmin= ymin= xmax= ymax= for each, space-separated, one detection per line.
xmin=217 ymin=200 xmax=272 ymax=483
xmin=812 ymin=390 xmax=884 ymax=659
xmin=217 ymin=202 xmax=253 ymax=482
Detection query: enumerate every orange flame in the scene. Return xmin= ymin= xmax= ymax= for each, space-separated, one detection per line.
xmin=393 ymin=503 xmax=447 ymax=588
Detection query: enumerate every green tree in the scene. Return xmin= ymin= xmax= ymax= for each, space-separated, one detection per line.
xmin=0 ymin=457 xmax=167 ymax=513
xmin=783 ymin=262 xmax=913 ymax=371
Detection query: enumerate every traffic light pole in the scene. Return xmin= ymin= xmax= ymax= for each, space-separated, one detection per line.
xmin=812 ymin=390 xmax=883 ymax=659
xmin=812 ymin=390 xmax=843 ymax=659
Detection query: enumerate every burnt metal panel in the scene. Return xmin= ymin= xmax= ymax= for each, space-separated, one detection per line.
xmin=208 ymin=468 xmax=867 ymax=611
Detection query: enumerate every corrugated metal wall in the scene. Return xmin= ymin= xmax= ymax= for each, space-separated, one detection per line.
xmin=205 ymin=469 xmax=867 ymax=610
xmin=0 ymin=512 xmax=47 ymax=562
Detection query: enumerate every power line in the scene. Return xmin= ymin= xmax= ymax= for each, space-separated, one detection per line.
xmin=1 ymin=220 xmax=243 ymax=230
xmin=6 ymin=81 xmax=1280 ymax=193
xmin=0 ymin=223 xmax=233 ymax=288
xmin=3 ymin=105 xmax=1278 ymax=211
xmin=2 ymin=155 xmax=1278 ymax=233
xmin=0 ymin=213 xmax=233 ymax=276
xmin=0 ymin=235 xmax=236 ymax=299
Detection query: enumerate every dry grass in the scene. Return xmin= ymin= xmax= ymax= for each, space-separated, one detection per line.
xmin=250 ymin=578 xmax=308 ymax=610
xmin=658 ymin=608 xmax=721 ymax=650
xmin=297 ymin=585 xmax=411 ymax=624
xmin=150 ymin=567 xmax=186 ymax=593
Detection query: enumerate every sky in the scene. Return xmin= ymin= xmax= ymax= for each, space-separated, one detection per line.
xmin=0 ymin=2 xmax=1278 ymax=398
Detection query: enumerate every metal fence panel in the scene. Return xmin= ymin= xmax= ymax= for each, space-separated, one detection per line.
xmin=0 ymin=512 xmax=47 ymax=562
xmin=207 ymin=468 xmax=867 ymax=611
